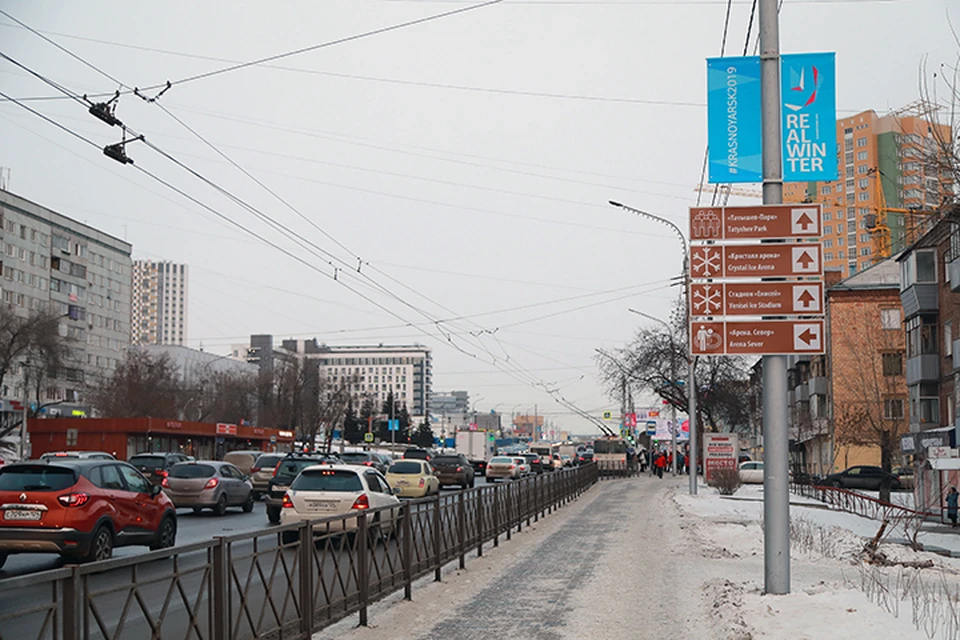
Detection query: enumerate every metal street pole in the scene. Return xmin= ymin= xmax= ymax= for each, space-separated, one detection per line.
xmin=760 ymin=0 xmax=790 ymax=595
xmin=688 ymin=354 xmax=698 ymax=494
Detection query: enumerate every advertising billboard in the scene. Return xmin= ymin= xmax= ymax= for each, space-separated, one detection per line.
xmin=780 ymin=52 xmax=838 ymax=182
xmin=706 ymin=56 xmax=763 ymax=183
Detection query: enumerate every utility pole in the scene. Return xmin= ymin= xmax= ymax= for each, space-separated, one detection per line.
xmin=760 ymin=0 xmax=790 ymax=595
xmin=669 ymin=338 xmax=678 ymax=476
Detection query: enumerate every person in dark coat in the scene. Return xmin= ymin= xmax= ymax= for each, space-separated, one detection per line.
xmin=947 ymin=487 xmax=959 ymax=528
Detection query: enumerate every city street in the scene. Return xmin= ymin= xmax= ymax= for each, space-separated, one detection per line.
xmin=0 ymin=476 xmax=497 ymax=579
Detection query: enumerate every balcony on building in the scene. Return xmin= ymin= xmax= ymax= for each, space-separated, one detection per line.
xmin=905 ymin=315 xmax=940 ymax=385
xmin=807 ymin=376 xmax=828 ymax=396
xmin=899 ymin=248 xmax=939 ymax=317
xmin=949 ymin=255 xmax=960 ymax=292
xmin=953 ymin=338 xmax=960 ymax=371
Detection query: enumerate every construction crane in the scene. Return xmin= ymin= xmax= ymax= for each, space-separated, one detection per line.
xmin=865 ymin=166 xmax=939 ymax=261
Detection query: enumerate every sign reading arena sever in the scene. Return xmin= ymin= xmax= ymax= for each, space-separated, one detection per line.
xmin=688 ymin=204 xmax=824 ymax=356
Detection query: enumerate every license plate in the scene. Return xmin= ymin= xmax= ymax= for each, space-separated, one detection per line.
xmin=397 ymin=480 xmax=410 ymax=486
xmin=4 ymin=509 xmax=41 ymax=521
xmin=306 ymin=500 xmax=336 ymax=510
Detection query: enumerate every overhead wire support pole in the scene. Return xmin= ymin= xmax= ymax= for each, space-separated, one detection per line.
xmin=611 ymin=201 xmax=697 ymax=493
xmin=759 ymin=0 xmax=790 ymax=595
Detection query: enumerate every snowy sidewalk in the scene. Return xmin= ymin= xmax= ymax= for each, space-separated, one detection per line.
xmin=321 ymin=476 xmax=948 ymax=639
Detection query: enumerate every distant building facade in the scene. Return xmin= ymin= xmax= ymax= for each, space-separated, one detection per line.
xmin=429 ymin=390 xmax=469 ymax=416
xmin=0 ymin=189 xmax=132 ymax=413
xmin=132 ymin=259 xmax=188 ymax=345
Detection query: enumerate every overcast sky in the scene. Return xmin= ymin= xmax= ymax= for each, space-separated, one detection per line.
xmin=0 ymin=0 xmax=956 ymax=434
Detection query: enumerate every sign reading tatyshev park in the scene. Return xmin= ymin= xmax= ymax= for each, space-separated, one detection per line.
xmin=706 ymin=52 xmax=838 ymax=184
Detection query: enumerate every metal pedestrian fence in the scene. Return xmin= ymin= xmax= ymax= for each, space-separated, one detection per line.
xmin=0 ymin=463 xmax=598 ymax=640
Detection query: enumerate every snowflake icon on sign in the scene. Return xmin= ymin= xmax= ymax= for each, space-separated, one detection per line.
xmin=692 ymin=284 xmax=722 ymax=315
xmin=692 ymin=246 xmax=721 ymax=278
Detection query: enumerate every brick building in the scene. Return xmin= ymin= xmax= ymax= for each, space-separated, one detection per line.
xmin=788 ymin=259 xmax=907 ymax=475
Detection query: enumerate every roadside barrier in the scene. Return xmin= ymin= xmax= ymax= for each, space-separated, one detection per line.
xmin=0 ymin=463 xmax=598 ymax=640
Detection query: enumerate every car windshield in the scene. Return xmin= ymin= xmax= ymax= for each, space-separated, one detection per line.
xmin=169 ymin=464 xmax=215 ymax=479
xmin=275 ymin=460 xmax=320 ymax=478
xmin=254 ymin=455 xmax=284 ymax=469
xmin=0 ymin=466 xmax=76 ymax=491
xmin=490 ymin=457 xmax=514 ymax=464
xmin=129 ymin=456 xmax=166 ymax=470
xmin=432 ymin=456 xmax=460 ymax=465
xmin=340 ymin=453 xmax=371 ymax=463
xmin=292 ymin=469 xmax=363 ymax=492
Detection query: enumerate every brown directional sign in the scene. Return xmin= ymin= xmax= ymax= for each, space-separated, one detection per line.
xmin=690 ymin=282 xmax=823 ymax=317
xmin=689 ymin=204 xmax=822 ymax=241
xmin=690 ymin=319 xmax=825 ymax=356
xmin=690 ymin=243 xmax=822 ymax=279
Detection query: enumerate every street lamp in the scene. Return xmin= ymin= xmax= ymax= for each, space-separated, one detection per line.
xmin=612 ymin=200 xmax=699 ymax=495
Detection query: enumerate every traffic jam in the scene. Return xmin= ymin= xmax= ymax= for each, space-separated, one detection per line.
xmin=0 ymin=434 xmax=595 ymax=577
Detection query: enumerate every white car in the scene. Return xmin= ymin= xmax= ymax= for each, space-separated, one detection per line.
xmin=485 ymin=456 xmax=528 ymax=481
xmin=279 ymin=464 xmax=401 ymax=540
xmin=738 ymin=460 xmax=765 ymax=484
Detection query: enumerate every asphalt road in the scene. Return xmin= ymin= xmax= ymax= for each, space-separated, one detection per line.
xmin=0 ymin=475 xmax=497 ymax=579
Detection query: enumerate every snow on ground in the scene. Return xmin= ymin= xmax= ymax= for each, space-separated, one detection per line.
xmin=677 ymin=482 xmax=960 ymax=639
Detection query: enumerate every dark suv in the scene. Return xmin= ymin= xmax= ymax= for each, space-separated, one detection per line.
xmin=128 ymin=452 xmax=191 ymax=487
xmin=403 ymin=448 xmax=434 ymax=463
xmin=339 ymin=451 xmax=388 ymax=474
xmin=520 ymin=453 xmax=544 ymax=474
xmin=431 ymin=454 xmax=475 ymax=489
xmin=265 ymin=455 xmax=336 ymax=524
xmin=0 ymin=459 xmax=177 ymax=567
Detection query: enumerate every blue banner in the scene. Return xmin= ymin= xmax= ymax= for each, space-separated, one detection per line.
xmin=706 ymin=56 xmax=763 ymax=183
xmin=781 ymin=52 xmax=838 ymax=182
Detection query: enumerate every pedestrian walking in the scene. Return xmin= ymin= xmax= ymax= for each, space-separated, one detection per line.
xmin=947 ymin=487 xmax=959 ymax=528
xmin=655 ymin=451 xmax=666 ymax=478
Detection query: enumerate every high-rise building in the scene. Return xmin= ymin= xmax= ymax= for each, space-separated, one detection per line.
xmin=0 ymin=189 xmax=132 ymax=412
xmin=132 ymin=259 xmax=188 ymax=345
xmin=785 ymin=105 xmax=953 ymax=278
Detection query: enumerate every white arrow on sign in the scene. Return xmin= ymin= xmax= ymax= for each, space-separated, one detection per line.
xmin=790 ymin=207 xmax=820 ymax=235
xmin=792 ymin=284 xmax=821 ymax=313
xmin=791 ymin=247 xmax=820 ymax=274
xmin=793 ymin=323 xmax=822 ymax=351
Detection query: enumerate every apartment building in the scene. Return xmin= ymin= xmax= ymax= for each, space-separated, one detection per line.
xmin=785 ymin=105 xmax=953 ymax=278
xmin=896 ymin=208 xmax=960 ymax=439
xmin=429 ymin=390 xmax=470 ymax=416
xmin=0 ymin=189 xmax=132 ymax=411
xmin=131 ymin=259 xmax=188 ymax=345
xmin=242 ymin=336 xmax=432 ymax=423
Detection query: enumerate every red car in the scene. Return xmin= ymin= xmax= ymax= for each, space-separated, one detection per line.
xmin=0 ymin=459 xmax=178 ymax=568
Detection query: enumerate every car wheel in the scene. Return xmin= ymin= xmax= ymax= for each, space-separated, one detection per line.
xmin=213 ymin=494 xmax=228 ymax=517
xmin=150 ymin=516 xmax=177 ymax=551
xmin=0 ymin=552 xmax=7 ymax=569
xmin=267 ymin=506 xmax=281 ymax=525
xmin=192 ymin=507 xmax=203 ymax=515
xmin=84 ymin=525 xmax=114 ymax=563
xmin=242 ymin=493 xmax=255 ymax=513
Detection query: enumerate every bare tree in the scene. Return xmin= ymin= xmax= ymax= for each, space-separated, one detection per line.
xmin=89 ymin=350 xmax=185 ymax=418
xmin=0 ymin=306 xmax=73 ymax=458
xmin=831 ymin=308 xmax=907 ymax=503
xmin=597 ymin=299 xmax=752 ymax=450
xmin=192 ymin=370 xmax=259 ymax=425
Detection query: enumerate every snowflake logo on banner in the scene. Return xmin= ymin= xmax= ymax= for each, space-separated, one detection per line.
xmin=691 ymin=246 xmax=721 ymax=278
xmin=692 ymin=284 xmax=722 ymax=315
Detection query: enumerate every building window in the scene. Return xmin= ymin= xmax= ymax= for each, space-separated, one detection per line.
xmin=881 ymin=352 xmax=903 ymax=376
xmin=883 ymin=398 xmax=905 ymax=420
xmin=947 ymin=322 xmax=954 ymax=357
xmin=905 ymin=315 xmax=938 ymax=357
xmin=901 ymin=249 xmax=938 ymax=287
xmin=856 ymin=137 xmax=868 ymax=148
xmin=880 ymin=308 xmax=901 ymax=329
